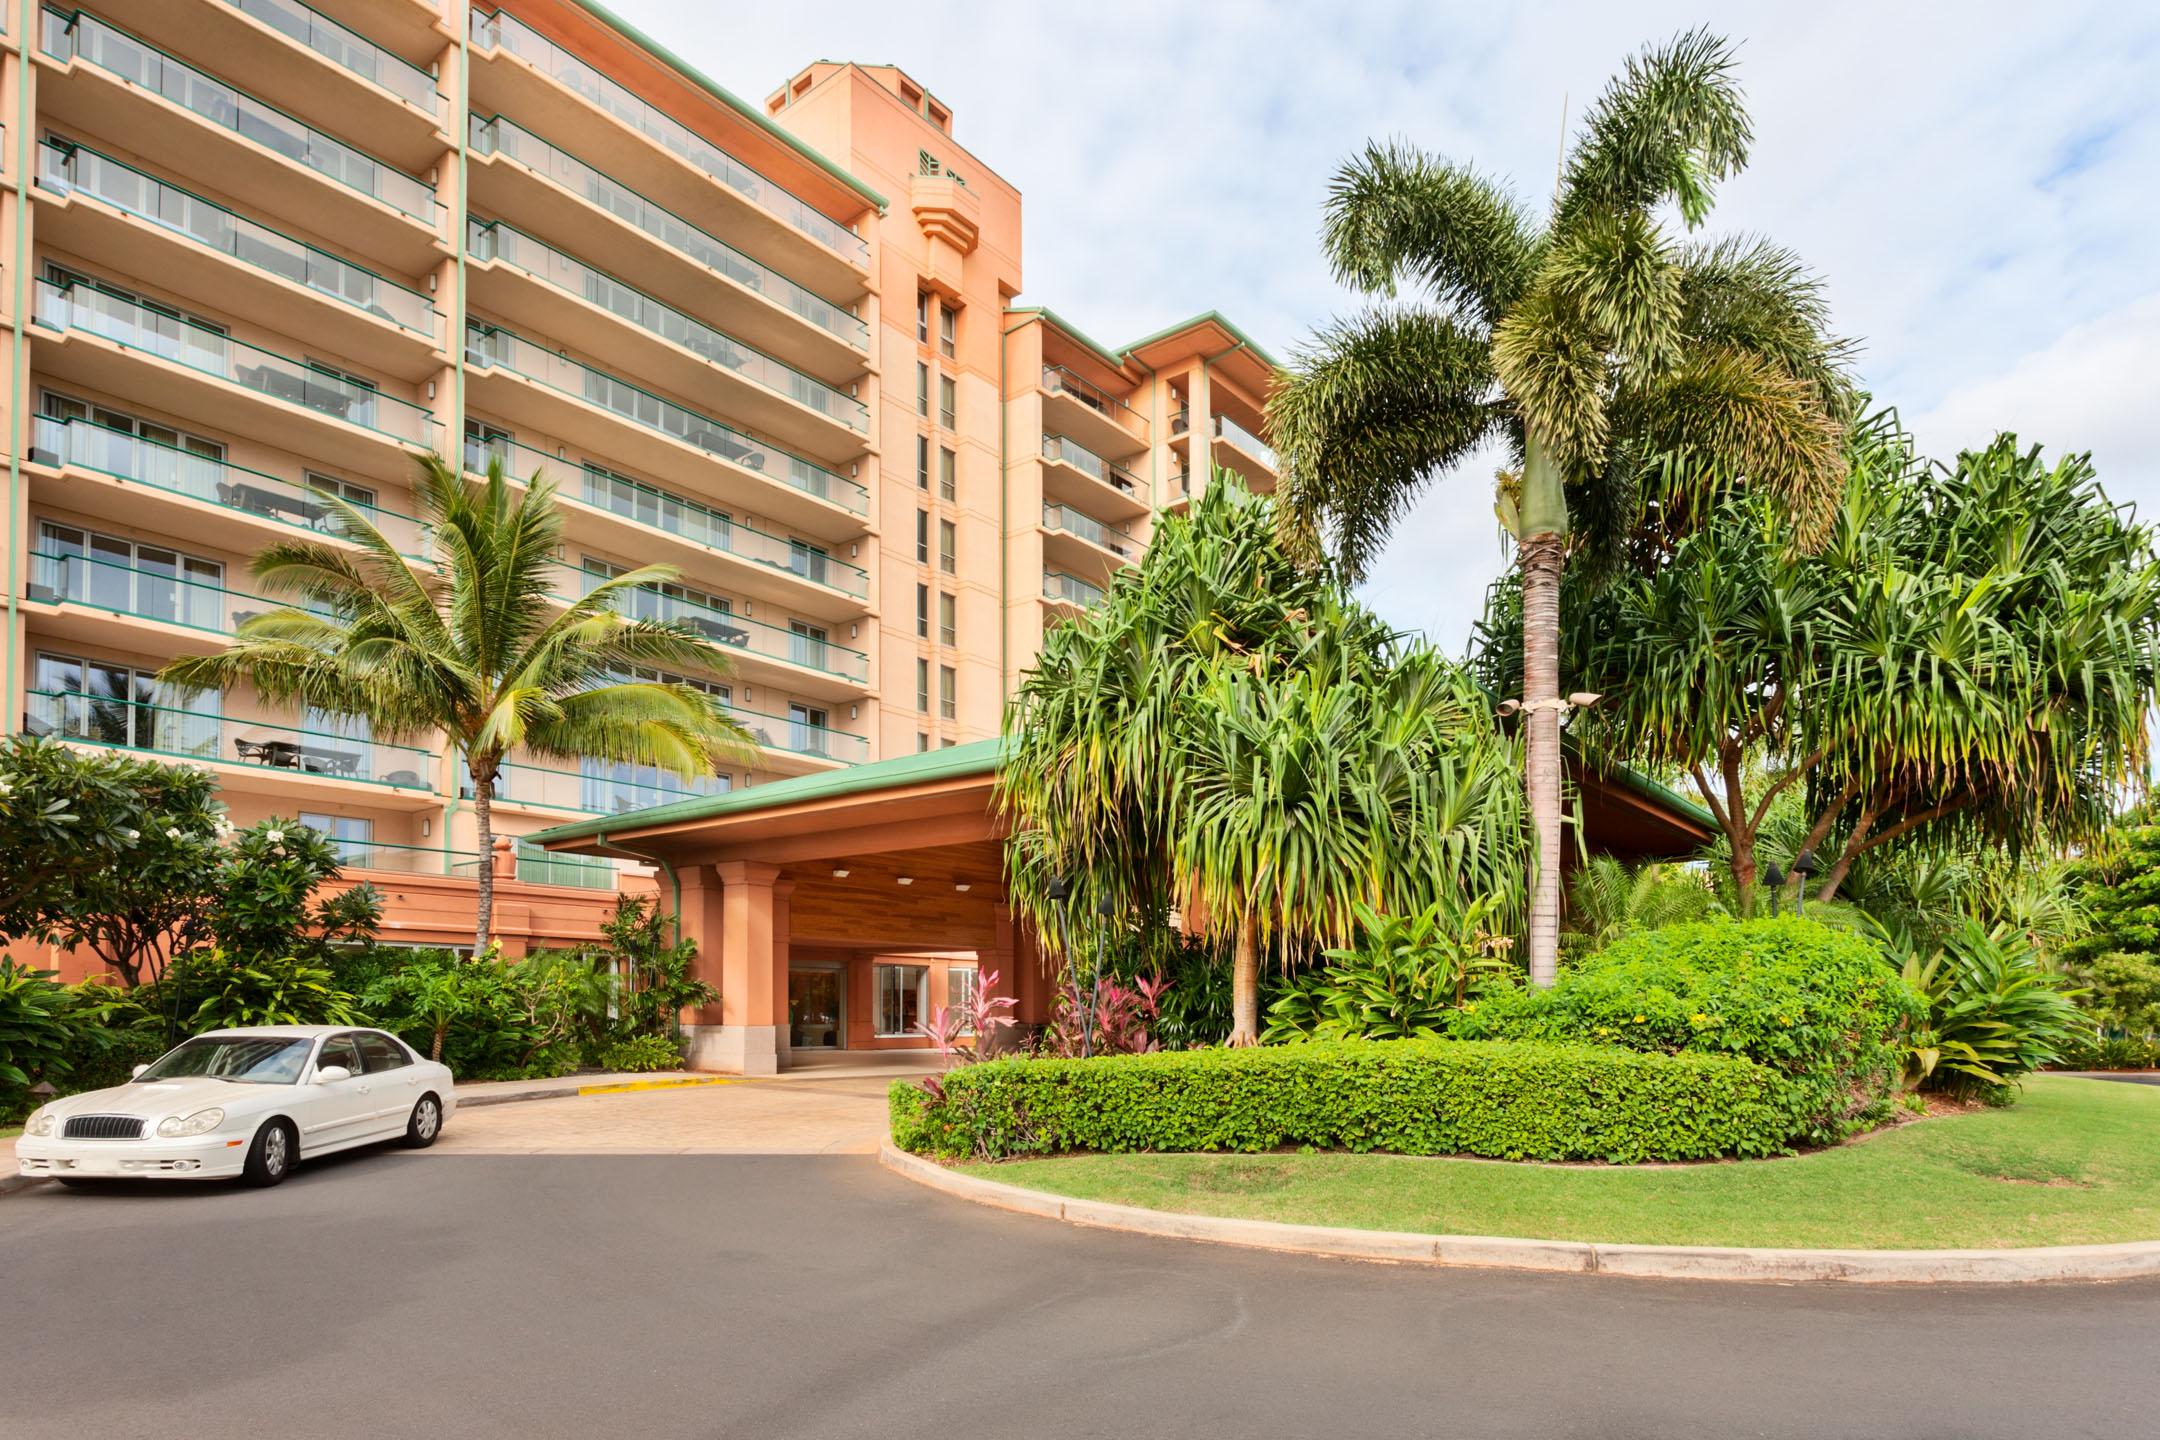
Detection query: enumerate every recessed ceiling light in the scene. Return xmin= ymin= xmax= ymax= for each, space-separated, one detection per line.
xmin=896 ymin=876 xmax=913 ymax=886
xmin=954 ymin=882 xmax=971 ymax=893
xmin=831 ymin=868 xmax=850 ymax=878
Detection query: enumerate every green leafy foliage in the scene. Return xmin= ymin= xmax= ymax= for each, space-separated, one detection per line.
xmin=1562 ymin=855 xmax=1720 ymax=960
xmin=1453 ymin=917 xmax=1922 ymax=1143
xmin=890 ymin=1040 xmax=1801 ymax=1165
xmin=0 ymin=960 xmax=79 ymax=1121
xmin=1264 ymin=897 xmax=1515 ymax=1042
xmin=590 ymin=1033 xmax=683 ymax=1073
xmin=176 ymin=950 xmax=356 ymax=1031
xmin=1879 ymin=921 xmax=2094 ymax=1095
xmin=361 ymin=947 xmax=606 ymax=1081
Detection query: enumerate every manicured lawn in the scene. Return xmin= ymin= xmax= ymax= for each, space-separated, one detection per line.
xmin=964 ymin=1076 xmax=2160 ymax=1250
xmin=0 ymin=1126 xmax=19 ymax=1141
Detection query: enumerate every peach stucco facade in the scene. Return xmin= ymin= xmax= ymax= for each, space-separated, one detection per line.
xmin=0 ymin=0 xmax=1285 ymax=979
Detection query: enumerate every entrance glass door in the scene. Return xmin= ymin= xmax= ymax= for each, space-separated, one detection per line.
xmin=788 ymin=968 xmax=843 ymax=1049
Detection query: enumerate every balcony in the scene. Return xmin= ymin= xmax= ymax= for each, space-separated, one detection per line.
xmin=35 ymin=139 xmax=441 ymax=376
xmin=37 ymin=9 xmax=445 ymax=270
xmin=468 ymin=218 xmax=867 ymax=459
xmin=1041 ymin=504 xmax=1139 ymax=579
xmin=1038 ymin=432 xmax=1150 ymax=521
xmin=485 ymin=757 xmax=731 ymax=819
xmin=25 ymin=548 xmax=329 ymax=649
xmin=25 ymin=689 xmax=438 ymax=802
xmin=34 ymin=278 xmax=439 ymax=479
xmin=554 ymin=565 xmax=871 ymax=696
xmin=468 ymin=8 xmax=868 ymax=289
xmin=1042 ymin=570 xmax=1106 ymax=611
xmin=464 ymin=433 xmax=868 ymax=613
xmin=464 ymin=322 xmax=867 ymax=534
xmin=88 ymin=0 xmax=444 ymax=165
xmin=467 ymin=114 xmax=866 ymax=373
xmin=29 ymin=414 xmax=431 ymax=560
xmin=1173 ymin=407 xmax=1279 ymax=489
xmin=1041 ymin=364 xmax=1146 ymax=460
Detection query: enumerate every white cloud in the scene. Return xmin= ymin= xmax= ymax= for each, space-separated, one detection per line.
xmin=605 ymin=0 xmax=2160 ymax=639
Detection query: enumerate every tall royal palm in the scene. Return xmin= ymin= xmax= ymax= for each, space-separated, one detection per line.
xmin=1269 ymin=30 xmax=1852 ymax=984
xmin=161 ymin=457 xmax=753 ymax=950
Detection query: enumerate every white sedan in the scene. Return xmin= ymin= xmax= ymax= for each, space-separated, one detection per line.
xmin=17 ymin=1025 xmax=456 ymax=1188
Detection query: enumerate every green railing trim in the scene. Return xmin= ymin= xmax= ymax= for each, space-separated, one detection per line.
xmin=560 ymin=566 xmax=870 ymax=670
xmin=464 ymin=319 xmax=865 ymax=512
xmin=26 ymin=550 xmax=318 ymax=635
xmin=28 ymin=689 xmax=432 ymax=757
xmin=38 ymin=139 xmax=439 ymax=335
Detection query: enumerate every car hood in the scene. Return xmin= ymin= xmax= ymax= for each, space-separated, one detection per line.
xmin=40 ymin=1076 xmax=289 ymax=1120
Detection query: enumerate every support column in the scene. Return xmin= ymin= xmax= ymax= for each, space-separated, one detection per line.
xmin=675 ymin=861 xmax=790 ymax=1074
xmin=1186 ymin=361 xmax=1212 ymax=500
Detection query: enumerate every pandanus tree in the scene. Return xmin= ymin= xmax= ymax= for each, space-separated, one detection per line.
xmin=1268 ymin=30 xmax=1852 ymax=983
xmin=1000 ymin=477 xmax=1524 ymax=1045
xmin=161 ymin=457 xmax=753 ymax=950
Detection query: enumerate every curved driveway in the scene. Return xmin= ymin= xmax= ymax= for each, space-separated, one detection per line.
xmin=5 ymin=1087 xmax=2158 ymax=1439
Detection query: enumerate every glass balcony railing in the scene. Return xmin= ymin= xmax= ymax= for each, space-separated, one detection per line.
xmin=41 ymin=8 xmax=439 ymax=223
xmin=31 ymin=415 xmax=431 ymax=558
xmin=465 ymin=323 xmax=865 ymax=514
xmin=1042 ymin=570 xmax=1105 ymax=608
xmin=36 ymin=279 xmax=439 ymax=449
xmin=219 ymin=0 xmax=440 ymax=113
xmin=555 ymin=565 xmax=870 ymax=684
xmin=463 ymin=435 xmax=868 ymax=600
xmin=1215 ymin=413 xmax=1279 ymax=471
xmin=1039 ymin=433 xmax=1143 ymax=498
xmin=484 ymin=757 xmax=730 ymax=816
xmin=325 ymin=838 xmax=477 ymax=877
xmin=1171 ymin=404 xmax=1190 ymax=436
xmin=38 ymin=140 xmax=438 ymax=337
xmin=469 ymin=220 xmax=866 ymax=432
xmin=513 ymin=845 xmax=620 ymax=890
xmin=469 ymin=9 xmax=867 ymax=265
xmin=1042 ymin=365 xmax=1144 ymax=438
xmin=727 ymin=703 xmax=869 ymax=764
xmin=1041 ymin=504 xmax=1137 ymax=559
xmin=25 ymin=689 xmax=434 ymax=788
xmin=27 ymin=549 xmax=332 ymax=635
xmin=469 ymin=115 xmax=866 ymax=350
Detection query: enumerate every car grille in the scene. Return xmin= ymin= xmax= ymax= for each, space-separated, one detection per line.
xmin=62 ymin=1114 xmax=146 ymax=1140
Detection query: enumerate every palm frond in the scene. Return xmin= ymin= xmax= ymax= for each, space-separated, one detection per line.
xmin=1322 ymin=140 xmax=1543 ymax=322
xmin=1556 ymin=27 xmax=1751 ymax=233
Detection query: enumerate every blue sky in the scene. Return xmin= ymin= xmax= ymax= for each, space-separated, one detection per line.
xmin=613 ymin=0 xmax=2160 ymax=651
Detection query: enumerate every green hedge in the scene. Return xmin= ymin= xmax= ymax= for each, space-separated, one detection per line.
xmin=1451 ymin=917 xmax=1921 ymax=1144
xmin=891 ymin=1040 xmax=1806 ymax=1164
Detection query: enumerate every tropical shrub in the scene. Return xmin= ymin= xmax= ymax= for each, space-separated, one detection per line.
xmin=890 ymin=1040 xmax=1801 ymax=1164
xmin=1562 ymin=856 xmax=1720 ymax=960
xmin=175 ymin=950 xmax=356 ymax=1031
xmin=1453 ymin=917 xmax=1922 ymax=1143
xmin=596 ymin=895 xmax=713 ymax=1039
xmin=361 ymin=949 xmax=598 ymax=1082
xmin=589 ymin=1033 xmax=683 ymax=1073
xmin=1 ymin=960 xmax=81 ymax=1122
xmin=1265 ymin=896 xmax=1514 ymax=1042
xmin=1883 ymin=920 xmax=2093 ymax=1095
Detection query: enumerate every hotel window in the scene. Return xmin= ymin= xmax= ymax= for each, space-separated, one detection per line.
xmin=939 ymin=592 xmax=956 ymax=648
xmin=948 ymin=965 xmax=979 ymax=1032
xmin=916 ymin=434 xmax=930 ymax=490
xmin=916 ymin=508 xmax=930 ymax=564
xmin=464 ymin=418 xmax=512 ymax=469
xmin=787 ymin=703 xmax=829 ymax=757
xmin=44 ymin=264 xmax=223 ymax=336
xmin=298 ymin=812 xmax=372 ymax=866
xmin=938 ymin=519 xmax=956 ymax=575
xmin=939 ymin=665 xmax=957 ymax=721
xmin=35 ymin=522 xmax=224 ymax=630
xmin=306 ymin=472 xmax=378 ymax=510
xmin=939 ymin=446 xmax=957 ymax=502
xmin=916 ymin=292 xmax=929 ymax=344
xmin=938 ymin=303 xmax=957 ymax=359
xmin=788 ymin=620 xmax=828 ymax=670
xmin=875 ymin=964 xmax=930 ymax=1037
xmin=40 ymin=391 xmax=224 ymax=467
xmin=938 ymin=374 xmax=956 ymax=429
xmin=916 ymin=658 xmax=930 ymax=714
xmin=30 ymin=651 xmax=217 ymax=755
xmin=917 ymin=732 xmax=930 ymax=752
xmin=916 ymin=362 xmax=929 ymax=418
xmin=916 ymin=583 xmax=930 ymax=639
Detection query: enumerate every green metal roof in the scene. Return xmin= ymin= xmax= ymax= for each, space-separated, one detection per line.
xmin=566 ymin=0 xmax=889 ymax=214
xmin=532 ymin=737 xmax=1008 ymax=845
xmin=1002 ymin=307 xmax=1128 ymax=372
xmin=1120 ymin=310 xmax=1283 ymax=370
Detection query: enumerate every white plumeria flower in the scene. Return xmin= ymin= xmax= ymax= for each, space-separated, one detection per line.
xmin=263 ymin=829 xmax=285 ymax=845
xmin=166 ymin=827 xmax=184 ymax=840
xmin=0 ymin=777 xmax=13 ymax=797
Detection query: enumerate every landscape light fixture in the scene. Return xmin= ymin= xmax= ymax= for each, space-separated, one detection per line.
xmin=1790 ymin=850 xmax=1819 ymax=916
xmin=1761 ymin=863 xmax=1785 ymax=917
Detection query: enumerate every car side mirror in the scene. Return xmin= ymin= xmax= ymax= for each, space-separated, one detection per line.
xmin=131 ymin=1064 xmax=150 ymax=1079
xmin=314 ymin=1065 xmax=353 ymax=1085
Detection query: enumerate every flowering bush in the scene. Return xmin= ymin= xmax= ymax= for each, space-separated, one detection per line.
xmin=1452 ymin=917 xmax=1924 ymax=1144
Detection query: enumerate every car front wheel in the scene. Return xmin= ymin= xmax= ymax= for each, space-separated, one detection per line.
xmin=402 ymin=1094 xmax=442 ymax=1149
xmin=242 ymin=1120 xmax=296 ymax=1187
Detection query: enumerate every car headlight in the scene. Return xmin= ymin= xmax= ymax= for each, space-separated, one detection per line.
xmin=24 ymin=1110 xmax=56 ymax=1137
xmin=156 ymin=1107 xmax=225 ymax=1138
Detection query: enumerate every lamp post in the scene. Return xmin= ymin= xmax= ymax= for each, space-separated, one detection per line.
xmin=1790 ymin=850 xmax=1819 ymax=917
xmin=1761 ymin=863 xmax=1785 ymax=918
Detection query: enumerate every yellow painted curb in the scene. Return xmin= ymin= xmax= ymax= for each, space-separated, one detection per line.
xmin=575 ymin=1076 xmax=744 ymax=1097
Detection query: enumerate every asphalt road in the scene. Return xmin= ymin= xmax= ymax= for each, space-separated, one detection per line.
xmin=6 ymin=1150 xmax=2158 ymax=1440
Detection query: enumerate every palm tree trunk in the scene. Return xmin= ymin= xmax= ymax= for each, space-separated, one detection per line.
xmin=1227 ymin=912 xmax=1260 ymax=1047
xmin=471 ymin=765 xmax=496 ymax=954
xmin=1519 ymin=431 xmax=1569 ymax=988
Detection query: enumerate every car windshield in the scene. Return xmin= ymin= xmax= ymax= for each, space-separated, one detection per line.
xmin=134 ymin=1036 xmax=315 ymax=1085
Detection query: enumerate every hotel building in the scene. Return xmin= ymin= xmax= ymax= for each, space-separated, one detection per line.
xmin=0 ymin=0 xmax=1283 ymax=964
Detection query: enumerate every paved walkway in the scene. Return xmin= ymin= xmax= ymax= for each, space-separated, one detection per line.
xmin=435 ymin=1072 xmax=897 ymax=1155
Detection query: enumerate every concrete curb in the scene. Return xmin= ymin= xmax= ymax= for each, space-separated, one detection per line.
xmin=457 ymin=1075 xmax=742 ymax=1109
xmin=1 ymin=1172 xmax=50 ymax=1199
xmin=877 ymin=1143 xmax=2160 ymax=1285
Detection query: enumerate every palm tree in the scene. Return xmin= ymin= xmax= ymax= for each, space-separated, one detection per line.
xmin=1268 ymin=29 xmax=1852 ymax=985
xmin=161 ymin=457 xmax=753 ymax=949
